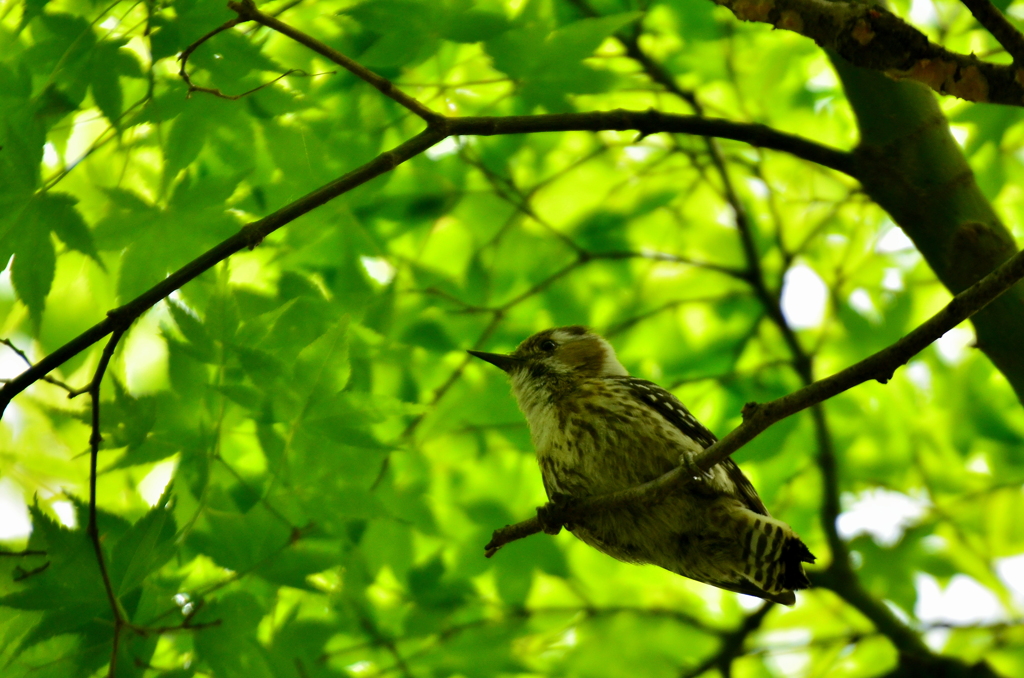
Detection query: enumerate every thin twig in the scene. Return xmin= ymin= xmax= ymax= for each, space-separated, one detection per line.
xmin=958 ymin=0 xmax=1024 ymax=65
xmin=85 ymin=326 xmax=130 ymax=678
xmin=227 ymin=0 xmax=442 ymax=123
xmin=13 ymin=561 xmax=51 ymax=581
xmin=176 ymin=14 xmax=332 ymax=100
xmin=605 ymin=293 xmax=749 ymax=337
xmin=0 ymin=339 xmax=74 ymax=394
xmin=590 ymin=249 xmax=749 ymax=281
xmin=176 ymin=17 xmax=244 ymax=93
xmin=0 ymin=549 xmax=47 ymax=556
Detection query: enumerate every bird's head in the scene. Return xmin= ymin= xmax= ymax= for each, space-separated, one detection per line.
xmin=469 ymin=326 xmax=628 ymax=406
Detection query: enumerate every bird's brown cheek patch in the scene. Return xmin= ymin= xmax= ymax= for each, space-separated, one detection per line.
xmin=559 ymin=341 xmax=603 ymax=374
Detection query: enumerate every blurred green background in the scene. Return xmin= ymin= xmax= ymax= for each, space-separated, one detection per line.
xmin=1 ymin=0 xmax=1023 ymax=676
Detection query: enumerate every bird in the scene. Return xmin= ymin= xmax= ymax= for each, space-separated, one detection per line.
xmin=469 ymin=325 xmax=815 ymax=605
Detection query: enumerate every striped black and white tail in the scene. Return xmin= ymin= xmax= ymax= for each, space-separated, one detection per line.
xmin=737 ymin=514 xmax=816 ymax=605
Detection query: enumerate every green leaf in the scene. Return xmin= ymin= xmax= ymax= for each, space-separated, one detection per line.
xmin=0 ymin=115 xmax=42 ymax=195
xmin=38 ymin=193 xmax=100 ymax=263
xmin=188 ymin=28 xmax=281 ymax=83
xmin=188 ymin=504 xmax=291 ymax=573
xmin=665 ymin=0 xmax=724 ymax=41
xmin=344 ymin=0 xmax=441 ymax=68
xmin=400 ymin=318 xmax=456 ymax=352
xmin=89 ymin=41 xmax=129 ymax=125
xmin=0 ymin=505 xmax=111 ymax=669
xmin=109 ymin=494 xmax=177 ymax=596
xmin=11 ymin=221 xmax=55 ymax=325
xmin=20 ymin=0 xmax=50 ymax=31
xmin=542 ymin=13 xmax=641 ymax=65
xmin=168 ymin=299 xmax=215 ymax=360
xmin=359 ymin=519 xmax=413 ymax=579
xmin=293 ymin=315 xmax=351 ymax=400
xmin=193 ymin=592 xmax=275 ymax=678
xmin=442 ymin=9 xmax=511 ymax=43
xmin=164 ymin=104 xmax=211 ymax=180
xmin=207 ymin=291 xmax=242 ymax=343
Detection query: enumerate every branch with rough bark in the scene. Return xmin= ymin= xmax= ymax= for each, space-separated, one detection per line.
xmin=483 ymin=245 xmax=1024 ymax=555
xmin=713 ymin=0 xmax=1024 ymax=106
xmin=959 ymin=0 xmax=1024 ymax=66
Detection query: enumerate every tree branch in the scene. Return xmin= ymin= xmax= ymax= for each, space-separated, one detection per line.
xmin=830 ymin=56 xmax=1024 ymax=402
xmin=0 ymin=109 xmax=853 ymax=420
xmin=85 ymin=327 xmax=129 ymax=678
xmin=713 ymin=0 xmax=1024 ymax=105
xmin=682 ymin=602 xmax=774 ymax=678
xmin=0 ymin=127 xmax=445 ymax=417
xmin=0 ymin=0 xmax=849 ymax=409
xmin=227 ymin=0 xmax=442 ymax=124
xmin=448 ymin=112 xmax=855 ymax=176
xmin=959 ymin=0 xmax=1024 ymax=66
xmin=484 ymin=245 xmax=1024 ymax=555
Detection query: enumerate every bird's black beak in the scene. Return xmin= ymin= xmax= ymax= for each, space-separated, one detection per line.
xmin=468 ymin=350 xmax=521 ymax=373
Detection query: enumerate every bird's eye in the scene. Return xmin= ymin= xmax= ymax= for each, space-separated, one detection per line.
xmin=540 ymin=339 xmax=557 ymax=352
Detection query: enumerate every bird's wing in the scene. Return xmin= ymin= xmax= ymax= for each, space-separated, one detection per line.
xmin=719 ymin=458 xmax=771 ymax=517
xmin=619 ymin=378 xmax=770 ymax=517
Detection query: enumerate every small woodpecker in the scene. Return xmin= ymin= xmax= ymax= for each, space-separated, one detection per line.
xmin=470 ymin=325 xmax=815 ymax=605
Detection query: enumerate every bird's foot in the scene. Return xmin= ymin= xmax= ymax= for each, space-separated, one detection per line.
xmin=537 ymin=493 xmax=577 ymax=535
xmin=678 ymin=454 xmax=714 ymax=482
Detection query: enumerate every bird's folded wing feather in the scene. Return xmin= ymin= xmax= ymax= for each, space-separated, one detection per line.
xmin=618 ymin=378 xmax=770 ymax=517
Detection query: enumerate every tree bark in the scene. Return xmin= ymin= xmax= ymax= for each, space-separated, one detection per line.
xmin=835 ymin=56 xmax=1024 ymax=401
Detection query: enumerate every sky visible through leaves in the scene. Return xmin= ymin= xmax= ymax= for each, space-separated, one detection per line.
xmin=1 ymin=0 xmax=1024 ymax=677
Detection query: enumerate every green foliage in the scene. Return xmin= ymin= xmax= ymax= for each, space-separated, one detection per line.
xmin=1 ymin=0 xmax=1023 ymax=677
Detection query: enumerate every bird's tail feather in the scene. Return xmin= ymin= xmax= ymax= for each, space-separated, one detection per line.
xmin=740 ymin=514 xmax=815 ymax=596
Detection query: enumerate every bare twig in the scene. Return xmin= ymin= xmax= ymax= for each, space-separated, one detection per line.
xmin=176 ymin=13 xmax=333 ymax=100
xmin=176 ymin=16 xmax=244 ymax=92
xmin=13 ymin=561 xmax=51 ymax=581
xmin=588 ymin=249 xmax=749 ymax=280
xmin=0 ymin=339 xmax=74 ymax=394
xmin=959 ymin=0 xmax=1024 ymax=65
xmin=227 ymin=0 xmax=442 ymax=123
xmin=0 ymin=549 xmax=47 ymax=557
xmin=484 ymin=246 xmax=1024 ymax=555
xmin=85 ymin=326 xmax=129 ymax=678
xmin=605 ymin=293 xmax=749 ymax=338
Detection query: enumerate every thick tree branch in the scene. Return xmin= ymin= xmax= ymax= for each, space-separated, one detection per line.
xmin=832 ymin=58 xmax=1024 ymax=402
xmin=484 ymin=246 xmax=1024 ymax=555
xmin=713 ymin=0 xmax=1024 ymax=105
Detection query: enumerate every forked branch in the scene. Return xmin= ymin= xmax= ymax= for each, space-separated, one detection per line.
xmin=713 ymin=0 xmax=1024 ymax=106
